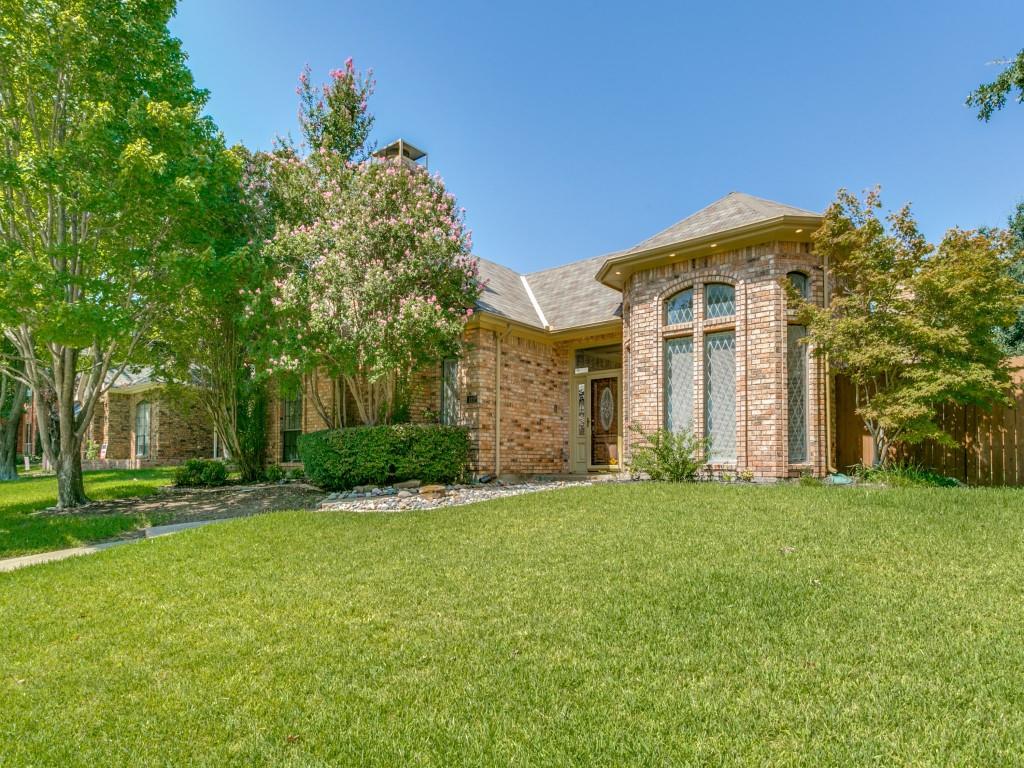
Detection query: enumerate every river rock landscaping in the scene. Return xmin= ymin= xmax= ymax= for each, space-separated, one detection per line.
xmin=317 ymin=478 xmax=607 ymax=512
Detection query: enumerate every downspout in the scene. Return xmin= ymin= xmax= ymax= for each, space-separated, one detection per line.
xmin=495 ymin=329 xmax=501 ymax=476
xmin=494 ymin=324 xmax=513 ymax=477
xmin=822 ymin=252 xmax=837 ymax=473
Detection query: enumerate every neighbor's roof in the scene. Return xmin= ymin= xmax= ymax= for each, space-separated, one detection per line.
xmin=108 ymin=367 xmax=158 ymax=392
xmin=624 ymin=192 xmax=820 ymax=257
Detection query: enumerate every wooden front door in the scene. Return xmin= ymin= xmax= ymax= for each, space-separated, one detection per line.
xmin=590 ymin=376 xmax=619 ymax=467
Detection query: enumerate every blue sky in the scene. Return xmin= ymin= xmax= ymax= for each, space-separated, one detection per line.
xmin=170 ymin=0 xmax=1023 ymax=272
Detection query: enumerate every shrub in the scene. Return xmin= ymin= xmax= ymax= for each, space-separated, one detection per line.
xmin=299 ymin=424 xmax=470 ymax=490
xmin=286 ymin=467 xmax=305 ymax=481
xmin=175 ymin=459 xmax=229 ymax=488
xmin=854 ymin=462 xmax=959 ymax=488
xmin=629 ymin=425 xmax=708 ymax=482
xmin=265 ymin=464 xmax=285 ymax=483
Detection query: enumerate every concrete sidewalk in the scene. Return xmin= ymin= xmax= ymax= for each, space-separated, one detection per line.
xmin=0 ymin=518 xmax=227 ymax=574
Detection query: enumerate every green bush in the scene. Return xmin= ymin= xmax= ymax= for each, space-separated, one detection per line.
xmin=299 ymin=424 xmax=470 ymax=490
xmin=175 ymin=459 xmax=229 ymax=488
xmin=629 ymin=425 xmax=708 ymax=482
xmin=854 ymin=462 xmax=960 ymax=488
xmin=265 ymin=464 xmax=285 ymax=483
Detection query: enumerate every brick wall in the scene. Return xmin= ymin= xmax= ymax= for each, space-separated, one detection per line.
xmin=623 ymin=240 xmax=826 ymax=479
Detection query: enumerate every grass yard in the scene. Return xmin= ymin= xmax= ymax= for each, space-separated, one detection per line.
xmin=2 ymin=483 xmax=1024 ymax=766
xmin=0 ymin=468 xmax=176 ymax=558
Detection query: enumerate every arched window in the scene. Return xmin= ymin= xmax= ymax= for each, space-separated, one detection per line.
xmin=665 ymin=288 xmax=693 ymax=325
xmin=787 ymin=271 xmax=809 ymax=299
xmin=705 ymin=283 xmax=735 ymax=319
xmin=135 ymin=401 xmax=151 ymax=458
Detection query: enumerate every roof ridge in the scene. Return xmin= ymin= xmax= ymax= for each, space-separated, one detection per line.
xmin=519 ymin=275 xmax=550 ymax=329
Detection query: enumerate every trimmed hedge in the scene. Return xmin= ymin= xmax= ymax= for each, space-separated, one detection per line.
xmin=299 ymin=424 xmax=470 ymax=490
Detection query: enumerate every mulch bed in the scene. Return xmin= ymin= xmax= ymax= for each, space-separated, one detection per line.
xmin=33 ymin=483 xmax=325 ymax=525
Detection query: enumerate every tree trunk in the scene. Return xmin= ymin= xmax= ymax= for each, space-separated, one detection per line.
xmin=0 ymin=416 xmax=18 ymax=480
xmin=54 ymin=385 xmax=90 ymax=509
xmin=55 ymin=449 xmax=88 ymax=508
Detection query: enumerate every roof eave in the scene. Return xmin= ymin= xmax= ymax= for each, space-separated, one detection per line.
xmin=596 ymin=214 xmax=823 ymax=290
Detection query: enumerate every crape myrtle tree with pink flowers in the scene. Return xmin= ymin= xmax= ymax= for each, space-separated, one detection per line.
xmin=269 ymin=62 xmax=480 ymax=427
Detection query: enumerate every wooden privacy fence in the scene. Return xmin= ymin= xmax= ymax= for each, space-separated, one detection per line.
xmin=835 ymin=358 xmax=1024 ymax=486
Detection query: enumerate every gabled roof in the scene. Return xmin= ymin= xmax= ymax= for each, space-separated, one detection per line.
xmin=597 ymin=192 xmax=822 ymax=290
xmin=526 ymin=254 xmax=623 ymax=331
xmin=625 ymin=192 xmax=819 ymax=256
xmin=476 ymin=258 xmax=544 ymax=328
xmin=475 ymin=255 xmax=623 ymax=332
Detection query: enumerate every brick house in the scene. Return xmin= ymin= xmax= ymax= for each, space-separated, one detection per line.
xmin=270 ymin=189 xmax=831 ymax=481
xmin=16 ymin=369 xmax=214 ymax=469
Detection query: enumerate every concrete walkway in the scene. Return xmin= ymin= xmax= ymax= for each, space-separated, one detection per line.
xmin=0 ymin=518 xmax=227 ymax=574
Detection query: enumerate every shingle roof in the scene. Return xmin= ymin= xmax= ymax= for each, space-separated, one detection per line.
xmin=108 ymin=366 xmax=157 ymax=391
xmin=526 ymin=254 xmax=623 ymax=330
xmin=475 ymin=258 xmax=544 ymax=328
xmin=625 ymin=192 xmax=820 ymax=256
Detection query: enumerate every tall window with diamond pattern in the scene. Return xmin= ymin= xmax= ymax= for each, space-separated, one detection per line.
xmin=704 ymin=331 xmax=736 ymax=462
xmin=787 ymin=325 xmax=808 ymax=462
xmin=664 ymin=337 xmax=694 ymax=433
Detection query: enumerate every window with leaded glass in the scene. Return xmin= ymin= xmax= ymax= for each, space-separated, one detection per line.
xmin=665 ymin=288 xmax=693 ymax=325
xmin=664 ymin=337 xmax=694 ymax=433
xmin=787 ymin=325 xmax=808 ymax=463
xmin=441 ymin=358 xmax=459 ymax=425
xmin=704 ymin=331 xmax=736 ymax=462
xmin=280 ymin=393 xmax=302 ymax=463
xmin=705 ymin=283 xmax=735 ymax=319
xmin=135 ymin=401 xmax=151 ymax=458
xmin=787 ymin=271 xmax=809 ymax=299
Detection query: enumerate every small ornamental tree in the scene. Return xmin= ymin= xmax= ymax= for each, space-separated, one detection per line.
xmin=269 ymin=64 xmax=480 ymax=425
xmin=794 ymin=189 xmax=1022 ymax=466
xmin=273 ymin=157 xmax=480 ymax=424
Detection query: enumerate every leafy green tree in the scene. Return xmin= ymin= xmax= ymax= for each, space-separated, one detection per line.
xmin=995 ymin=202 xmax=1024 ymax=354
xmin=0 ymin=0 xmax=226 ymax=506
xmin=154 ymin=147 xmax=276 ymax=482
xmin=967 ymin=50 xmax=1024 ymax=121
xmin=795 ymin=189 xmax=1021 ymax=466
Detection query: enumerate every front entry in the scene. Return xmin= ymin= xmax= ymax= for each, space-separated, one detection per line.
xmin=590 ymin=377 xmax=619 ymax=466
xmin=570 ymin=344 xmax=623 ymax=473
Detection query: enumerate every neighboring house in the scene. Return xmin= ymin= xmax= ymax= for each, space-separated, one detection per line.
xmin=268 ymin=148 xmax=829 ymax=481
xmin=81 ymin=369 xmax=213 ymax=468
xmin=14 ymin=368 xmax=214 ymax=468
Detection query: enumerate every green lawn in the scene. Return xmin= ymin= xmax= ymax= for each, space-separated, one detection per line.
xmin=0 ymin=468 xmax=176 ymax=558
xmin=2 ymin=483 xmax=1024 ymax=766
